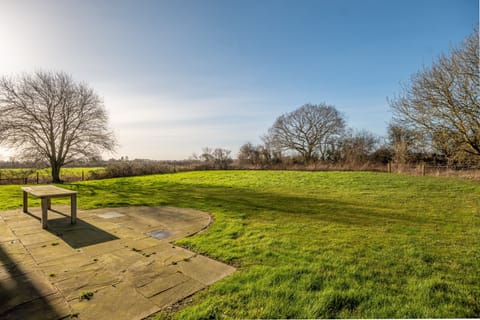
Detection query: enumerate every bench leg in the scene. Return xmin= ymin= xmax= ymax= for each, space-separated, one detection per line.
xmin=41 ymin=198 xmax=48 ymax=229
xmin=23 ymin=191 xmax=28 ymax=213
xmin=47 ymin=198 xmax=51 ymax=210
xmin=71 ymin=194 xmax=77 ymax=224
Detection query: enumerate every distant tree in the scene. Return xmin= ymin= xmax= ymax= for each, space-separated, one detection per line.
xmin=370 ymin=145 xmax=394 ymax=164
xmin=212 ymin=148 xmax=232 ymax=169
xmin=0 ymin=71 xmax=116 ymax=182
xmin=200 ymin=147 xmax=232 ymax=169
xmin=339 ymin=129 xmax=379 ymax=165
xmin=200 ymin=147 xmax=215 ymax=162
xmin=266 ymin=103 xmax=345 ymax=163
xmin=389 ymin=29 xmax=480 ymax=159
xmin=238 ymin=142 xmax=261 ymax=166
xmin=238 ymin=142 xmax=282 ymax=167
xmin=387 ymin=124 xmax=422 ymax=164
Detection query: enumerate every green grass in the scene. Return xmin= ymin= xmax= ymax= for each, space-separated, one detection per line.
xmin=0 ymin=167 xmax=105 ymax=181
xmin=0 ymin=171 xmax=479 ymax=318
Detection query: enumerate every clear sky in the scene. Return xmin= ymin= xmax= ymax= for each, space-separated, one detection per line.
xmin=0 ymin=0 xmax=478 ymax=160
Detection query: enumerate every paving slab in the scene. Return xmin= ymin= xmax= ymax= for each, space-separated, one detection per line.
xmin=1 ymin=292 xmax=71 ymax=320
xmin=0 ymin=270 xmax=58 ymax=314
xmin=70 ymin=282 xmax=159 ymax=320
xmin=54 ymin=267 xmax=121 ymax=301
xmin=16 ymin=230 xmax=59 ymax=246
xmin=0 ymin=205 xmax=235 ymax=320
xmin=0 ymin=239 xmax=37 ymax=268
xmin=0 ymin=221 xmax=17 ymax=243
xmin=149 ymin=277 xmax=206 ymax=308
xmin=177 ymin=254 xmax=237 ymax=286
xmin=136 ymin=270 xmax=191 ymax=298
xmin=26 ymin=241 xmax=78 ymax=264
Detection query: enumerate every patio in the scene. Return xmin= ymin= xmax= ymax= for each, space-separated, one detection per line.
xmin=0 ymin=205 xmax=235 ymax=320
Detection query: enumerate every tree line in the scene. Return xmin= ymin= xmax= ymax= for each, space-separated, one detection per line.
xmin=0 ymin=29 xmax=478 ymax=181
xmin=236 ymin=29 xmax=479 ymax=168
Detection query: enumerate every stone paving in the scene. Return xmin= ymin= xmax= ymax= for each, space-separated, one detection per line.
xmin=0 ymin=205 xmax=235 ymax=320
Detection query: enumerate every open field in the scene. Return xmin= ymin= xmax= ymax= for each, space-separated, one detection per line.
xmin=0 ymin=171 xmax=479 ymax=318
xmin=0 ymin=167 xmax=105 ymax=184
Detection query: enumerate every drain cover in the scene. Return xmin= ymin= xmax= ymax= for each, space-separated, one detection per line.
xmin=148 ymin=230 xmax=171 ymax=239
xmin=97 ymin=212 xmax=125 ymax=219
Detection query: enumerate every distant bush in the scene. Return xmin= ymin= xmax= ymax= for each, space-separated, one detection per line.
xmin=91 ymin=161 xmax=172 ymax=179
xmin=91 ymin=160 xmax=208 ymax=179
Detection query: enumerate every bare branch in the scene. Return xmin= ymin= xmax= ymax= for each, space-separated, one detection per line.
xmin=389 ymin=29 xmax=480 ymax=161
xmin=0 ymin=71 xmax=116 ymax=182
xmin=266 ymin=103 xmax=345 ymax=163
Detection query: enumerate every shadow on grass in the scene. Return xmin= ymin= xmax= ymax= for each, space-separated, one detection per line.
xmin=71 ymin=180 xmax=430 ymax=228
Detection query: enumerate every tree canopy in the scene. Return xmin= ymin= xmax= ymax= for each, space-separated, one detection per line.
xmin=266 ymin=103 xmax=345 ymax=163
xmin=389 ymin=29 xmax=479 ymax=161
xmin=0 ymin=71 xmax=116 ymax=182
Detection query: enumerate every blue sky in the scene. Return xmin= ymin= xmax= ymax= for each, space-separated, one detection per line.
xmin=0 ymin=0 xmax=477 ymax=160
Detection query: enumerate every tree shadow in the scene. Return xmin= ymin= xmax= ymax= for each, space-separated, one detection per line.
xmin=156 ymin=182 xmax=432 ymax=228
xmin=71 ymin=179 xmax=433 ymax=228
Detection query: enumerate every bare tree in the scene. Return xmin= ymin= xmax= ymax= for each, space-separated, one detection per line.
xmin=387 ymin=124 xmax=419 ymax=164
xmin=0 ymin=71 xmax=116 ymax=182
xmin=238 ymin=142 xmax=281 ymax=167
xmin=200 ymin=147 xmax=232 ymax=169
xmin=389 ymin=29 xmax=480 ymax=159
xmin=266 ymin=103 xmax=345 ymax=163
xmin=339 ymin=129 xmax=379 ymax=165
xmin=238 ymin=142 xmax=261 ymax=166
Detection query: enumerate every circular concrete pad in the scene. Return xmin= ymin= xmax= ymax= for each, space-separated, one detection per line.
xmin=0 ymin=206 xmax=235 ymax=320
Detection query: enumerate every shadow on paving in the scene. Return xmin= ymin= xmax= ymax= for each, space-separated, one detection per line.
xmin=46 ymin=214 xmax=119 ymax=249
xmin=0 ymin=245 xmax=62 ymax=319
xmin=0 ymin=205 xmax=236 ymax=320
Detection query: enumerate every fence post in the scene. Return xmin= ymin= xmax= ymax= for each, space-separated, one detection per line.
xmin=387 ymin=162 xmax=392 ymax=173
xmin=421 ymin=163 xmax=426 ymax=176
xmin=82 ymin=170 xmax=85 ymax=181
xmin=36 ymin=172 xmax=39 ymax=184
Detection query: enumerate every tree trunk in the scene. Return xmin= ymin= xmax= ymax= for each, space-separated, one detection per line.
xmin=51 ymin=163 xmax=63 ymax=183
xmin=304 ymin=151 xmax=315 ymax=165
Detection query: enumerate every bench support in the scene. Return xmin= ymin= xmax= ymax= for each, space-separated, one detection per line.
xmin=41 ymin=198 xmax=49 ymax=229
xmin=23 ymin=191 xmax=28 ymax=213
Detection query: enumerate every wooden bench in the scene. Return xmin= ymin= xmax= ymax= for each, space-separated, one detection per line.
xmin=21 ymin=185 xmax=78 ymax=229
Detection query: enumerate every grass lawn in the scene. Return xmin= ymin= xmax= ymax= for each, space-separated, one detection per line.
xmin=0 ymin=171 xmax=479 ymax=318
xmin=0 ymin=167 xmax=105 ymax=181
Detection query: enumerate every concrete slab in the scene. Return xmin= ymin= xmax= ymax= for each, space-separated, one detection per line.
xmin=1 ymin=292 xmax=71 ymax=320
xmin=96 ymin=211 xmax=125 ymax=219
xmin=0 ymin=239 xmax=36 ymax=268
xmin=136 ymin=270 xmax=191 ymax=298
xmin=37 ymin=254 xmax=97 ymax=282
xmin=0 ymin=270 xmax=57 ymax=314
xmin=0 ymin=206 xmax=235 ymax=320
xmin=177 ymin=254 xmax=237 ymax=286
xmin=54 ymin=267 xmax=121 ymax=301
xmin=26 ymin=241 xmax=78 ymax=264
xmin=17 ymin=230 xmax=59 ymax=246
xmin=70 ymin=282 xmax=159 ymax=320
xmin=0 ymin=222 xmax=17 ymax=243
xmin=149 ymin=277 xmax=206 ymax=308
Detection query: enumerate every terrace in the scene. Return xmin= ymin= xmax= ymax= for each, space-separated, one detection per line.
xmin=0 ymin=205 xmax=235 ymax=319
